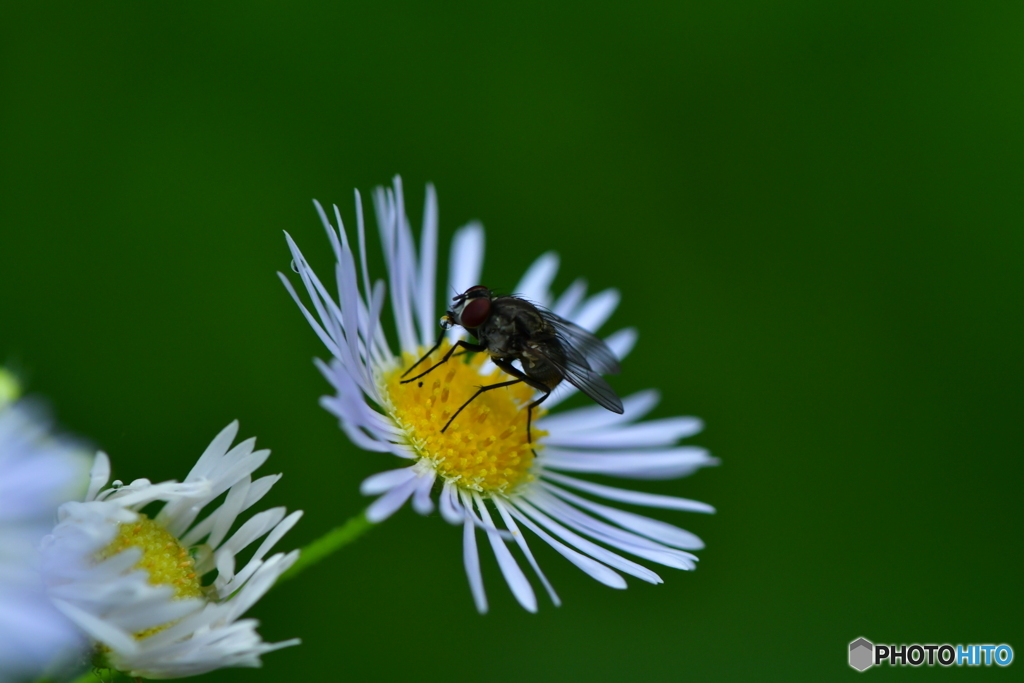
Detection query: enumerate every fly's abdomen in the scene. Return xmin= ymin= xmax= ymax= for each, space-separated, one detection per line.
xmin=521 ymin=344 xmax=564 ymax=390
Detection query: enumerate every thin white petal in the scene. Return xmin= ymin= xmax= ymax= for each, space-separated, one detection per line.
xmin=374 ymin=181 xmax=417 ymax=353
xmin=461 ymin=496 xmax=487 ymax=614
xmin=354 ymin=189 xmax=375 ymax=342
xmin=238 ymin=511 xmax=304 ymax=581
xmin=52 ymin=600 xmax=140 ymax=655
xmin=474 ymin=494 xmax=536 ymax=612
xmin=439 ymin=480 xmax=464 ymax=525
xmin=360 ymin=467 xmax=417 ymax=495
xmin=206 ymin=479 xmax=252 ymax=550
xmin=543 ymin=471 xmax=716 ymax=513
xmin=314 ymin=199 xmax=342 ymax=263
xmin=541 ymin=482 xmax=704 ymax=549
xmin=543 ymin=417 xmax=704 ymax=449
xmin=514 ymin=252 xmax=559 ymax=306
xmin=605 ymin=327 xmax=638 ymax=360
xmin=551 ymin=278 xmax=587 ymax=319
xmin=530 ymin=489 xmax=699 ymax=569
xmin=416 ymin=183 xmax=439 ymax=347
xmin=514 ymin=498 xmax=662 ymax=584
xmin=189 ymin=421 xmax=240 ymax=479
xmin=542 ymin=446 xmax=716 ymax=480
xmin=277 ymin=270 xmax=342 ymax=360
xmin=365 ymin=476 xmax=418 ymax=523
xmin=448 ymin=222 xmax=485 ymax=296
xmin=493 ymin=497 xmax=560 ymax=606
xmin=411 ymin=470 xmax=436 ymax=516
xmin=86 ymin=452 xmax=111 ymax=502
xmin=572 ymin=288 xmax=620 ymax=333
xmin=503 ymin=503 xmax=625 ymax=589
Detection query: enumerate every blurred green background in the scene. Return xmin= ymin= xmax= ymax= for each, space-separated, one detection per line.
xmin=3 ymin=1 xmax=1022 ymax=681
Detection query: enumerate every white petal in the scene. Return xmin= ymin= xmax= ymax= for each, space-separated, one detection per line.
xmin=439 ymin=480 xmax=464 ymax=525
xmin=543 ymin=471 xmax=716 ymax=513
xmin=493 ymin=497 xmax=560 ymax=607
xmin=514 ymin=252 xmax=559 ymax=306
xmin=530 ymin=489 xmax=699 ymax=569
xmin=360 ymin=467 xmax=417 ymax=495
xmin=52 ymin=600 xmax=140 ymax=656
xmin=228 ymin=511 xmax=304 ymax=591
xmin=365 ymin=476 xmax=418 ymax=523
xmin=189 ymin=421 xmax=240 ymax=480
xmin=541 ymin=482 xmax=704 ymax=549
xmin=605 ymin=327 xmax=638 ymax=360
xmin=572 ymin=288 xmax=620 ymax=333
xmin=277 ymin=269 xmax=342 ymax=360
xmin=474 ymin=494 xmax=536 ymax=612
xmin=502 ymin=503 xmax=625 ymax=589
xmin=374 ymin=180 xmax=417 ymax=354
xmin=551 ymin=278 xmax=587 ymax=318
xmin=86 ymin=451 xmax=111 ymax=502
xmin=448 ymin=222 xmax=485 ymax=296
xmin=411 ymin=470 xmax=436 ymax=516
xmin=354 ymin=189 xmax=376 ymax=341
xmin=313 ymin=199 xmax=343 ymax=264
xmin=542 ymin=446 xmax=716 ymax=481
xmin=241 ymin=474 xmax=283 ymax=513
xmin=461 ymin=495 xmax=487 ymax=614
xmin=543 ymin=417 xmax=704 ymax=449
xmin=416 ymin=184 xmax=439 ymax=347
xmin=514 ymin=497 xmax=662 ymax=584
xmin=206 ymin=478 xmax=252 ymax=550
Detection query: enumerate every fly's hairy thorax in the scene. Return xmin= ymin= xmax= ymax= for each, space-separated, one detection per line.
xmin=476 ymin=297 xmax=565 ymax=389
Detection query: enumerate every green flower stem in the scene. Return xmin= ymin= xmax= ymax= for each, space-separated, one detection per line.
xmin=275 ymin=509 xmax=375 ymax=587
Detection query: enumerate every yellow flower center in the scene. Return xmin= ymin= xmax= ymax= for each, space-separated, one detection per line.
xmin=98 ymin=515 xmax=203 ymax=639
xmin=383 ymin=343 xmax=547 ymax=495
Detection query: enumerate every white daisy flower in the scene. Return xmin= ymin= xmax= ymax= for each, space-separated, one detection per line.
xmin=40 ymin=421 xmax=302 ymax=679
xmin=0 ymin=386 xmax=91 ymax=682
xmin=282 ymin=177 xmax=717 ymax=613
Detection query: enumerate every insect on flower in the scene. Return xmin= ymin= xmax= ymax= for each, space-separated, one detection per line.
xmin=283 ymin=179 xmax=717 ymax=613
xmin=401 ymin=285 xmax=625 ymax=446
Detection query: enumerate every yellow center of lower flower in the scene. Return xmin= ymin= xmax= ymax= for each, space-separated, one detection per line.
xmin=383 ymin=344 xmax=547 ymax=494
xmin=90 ymin=516 xmax=202 ymax=652
xmin=99 ymin=515 xmax=204 ymax=607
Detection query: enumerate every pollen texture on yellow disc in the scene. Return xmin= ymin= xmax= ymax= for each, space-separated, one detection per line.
xmin=384 ymin=344 xmax=548 ymax=494
xmin=99 ymin=515 xmax=203 ymax=600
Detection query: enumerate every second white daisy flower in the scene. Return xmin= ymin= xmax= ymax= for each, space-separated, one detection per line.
xmin=41 ymin=422 xmax=302 ymax=679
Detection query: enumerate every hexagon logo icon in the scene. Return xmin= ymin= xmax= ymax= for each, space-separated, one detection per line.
xmin=849 ymin=638 xmax=874 ymax=671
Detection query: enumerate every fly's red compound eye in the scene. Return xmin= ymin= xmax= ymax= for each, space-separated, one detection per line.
xmin=459 ymin=296 xmax=491 ymax=329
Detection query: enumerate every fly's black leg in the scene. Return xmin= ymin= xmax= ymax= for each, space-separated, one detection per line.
xmin=441 ymin=378 xmax=523 ymax=433
xmin=401 ymin=339 xmax=488 ymax=384
xmin=401 ymin=328 xmax=446 ymax=379
xmin=491 ymin=358 xmax=552 ymax=453
xmin=525 ymin=392 xmax=552 ymax=449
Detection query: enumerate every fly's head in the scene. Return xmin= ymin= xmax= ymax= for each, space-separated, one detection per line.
xmin=447 ymin=285 xmax=493 ymax=331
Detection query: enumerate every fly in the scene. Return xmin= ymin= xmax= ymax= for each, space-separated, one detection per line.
xmin=400 ymin=285 xmax=624 ymax=447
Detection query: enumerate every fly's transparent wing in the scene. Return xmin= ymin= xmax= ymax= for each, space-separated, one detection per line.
xmin=537 ymin=309 xmax=621 ymax=375
xmin=526 ymin=339 xmax=624 ymax=414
